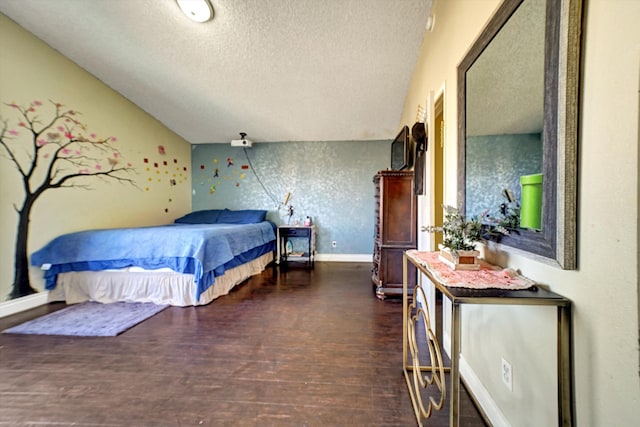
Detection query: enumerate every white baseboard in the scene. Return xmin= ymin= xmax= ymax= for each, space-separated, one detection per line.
xmin=443 ymin=331 xmax=451 ymax=358
xmin=0 ymin=292 xmax=50 ymax=319
xmin=315 ymin=254 xmax=372 ymax=262
xmin=459 ymin=355 xmax=511 ymax=427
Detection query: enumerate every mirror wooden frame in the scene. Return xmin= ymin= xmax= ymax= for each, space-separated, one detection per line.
xmin=457 ymin=0 xmax=582 ymax=269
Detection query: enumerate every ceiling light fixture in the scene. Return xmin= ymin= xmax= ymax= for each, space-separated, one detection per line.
xmin=176 ymin=0 xmax=214 ymax=23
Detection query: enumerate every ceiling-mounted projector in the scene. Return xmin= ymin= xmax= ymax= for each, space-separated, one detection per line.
xmin=231 ymin=132 xmax=253 ymax=147
xmin=230 ymin=138 xmax=253 ymax=147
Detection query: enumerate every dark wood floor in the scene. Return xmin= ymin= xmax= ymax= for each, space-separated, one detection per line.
xmin=0 ymin=262 xmax=487 ymax=426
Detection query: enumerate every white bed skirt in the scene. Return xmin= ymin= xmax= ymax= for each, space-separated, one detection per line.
xmin=48 ymin=252 xmax=273 ymax=306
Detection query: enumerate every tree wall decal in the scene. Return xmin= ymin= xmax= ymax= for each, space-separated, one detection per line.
xmin=0 ymin=100 xmax=136 ymax=300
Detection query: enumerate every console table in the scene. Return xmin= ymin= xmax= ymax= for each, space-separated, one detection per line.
xmin=402 ymin=250 xmax=574 ymax=427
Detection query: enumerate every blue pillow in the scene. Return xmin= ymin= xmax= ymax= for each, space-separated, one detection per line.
xmin=217 ymin=209 xmax=267 ymax=224
xmin=174 ymin=209 xmax=226 ymax=224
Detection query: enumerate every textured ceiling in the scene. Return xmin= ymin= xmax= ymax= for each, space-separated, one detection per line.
xmin=0 ymin=0 xmax=432 ymax=144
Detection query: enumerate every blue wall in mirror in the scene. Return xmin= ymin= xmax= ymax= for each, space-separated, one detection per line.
xmin=466 ymin=133 xmax=542 ymax=218
xmin=191 ymin=140 xmax=390 ymax=255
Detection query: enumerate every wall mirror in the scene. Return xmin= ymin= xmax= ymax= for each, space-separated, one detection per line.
xmin=457 ymin=0 xmax=582 ymax=269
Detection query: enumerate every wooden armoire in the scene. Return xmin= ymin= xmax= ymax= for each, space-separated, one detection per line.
xmin=372 ymin=170 xmax=417 ymax=299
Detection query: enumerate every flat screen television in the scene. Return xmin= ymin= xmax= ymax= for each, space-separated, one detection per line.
xmin=390 ymin=125 xmax=411 ymax=170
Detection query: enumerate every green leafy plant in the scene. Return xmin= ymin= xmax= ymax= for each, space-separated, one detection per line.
xmin=425 ymin=205 xmax=482 ymax=253
xmin=427 ymin=203 xmax=514 ymax=254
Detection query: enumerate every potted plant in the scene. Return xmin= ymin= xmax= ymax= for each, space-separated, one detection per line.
xmin=436 ymin=205 xmax=482 ymax=270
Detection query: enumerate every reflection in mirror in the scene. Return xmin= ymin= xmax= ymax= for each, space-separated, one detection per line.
xmin=465 ymin=0 xmax=545 ymax=225
xmin=458 ymin=0 xmax=582 ymax=269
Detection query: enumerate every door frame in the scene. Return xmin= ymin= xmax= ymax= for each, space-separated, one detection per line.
xmin=417 ymin=82 xmax=446 ymax=252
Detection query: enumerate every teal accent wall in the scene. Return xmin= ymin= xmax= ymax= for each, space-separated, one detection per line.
xmin=466 ymin=133 xmax=542 ymax=218
xmin=191 ymin=140 xmax=390 ymax=254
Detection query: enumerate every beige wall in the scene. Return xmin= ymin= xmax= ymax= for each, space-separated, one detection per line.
xmin=402 ymin=0 xmax=640 ymax=425
xmin=0 ymin=14 xmax=192 ymax=299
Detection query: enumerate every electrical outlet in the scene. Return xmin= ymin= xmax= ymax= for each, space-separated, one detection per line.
xmin=331 ymin=241 xmax=337 ymax=248
xmin=501 ymin=357 xmax=513 ymax=392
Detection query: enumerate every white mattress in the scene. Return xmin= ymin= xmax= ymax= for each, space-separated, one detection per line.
xmin=48 ymin=252 xmax=273 ymax=306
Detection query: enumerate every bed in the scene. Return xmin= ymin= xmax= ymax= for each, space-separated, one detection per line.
xmin=30 ymin=209 xmax=277 ymax=306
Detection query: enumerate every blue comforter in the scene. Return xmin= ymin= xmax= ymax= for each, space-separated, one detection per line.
xmin=31 ymin=222 xmax=276 ymax=300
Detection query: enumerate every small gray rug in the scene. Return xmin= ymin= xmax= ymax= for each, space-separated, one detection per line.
xmin=3 ymin=301 xmax=168 ymax=337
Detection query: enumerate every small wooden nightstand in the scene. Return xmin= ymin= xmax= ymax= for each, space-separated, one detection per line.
xmin=277 ymin=225 xmax=316 ymax=268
